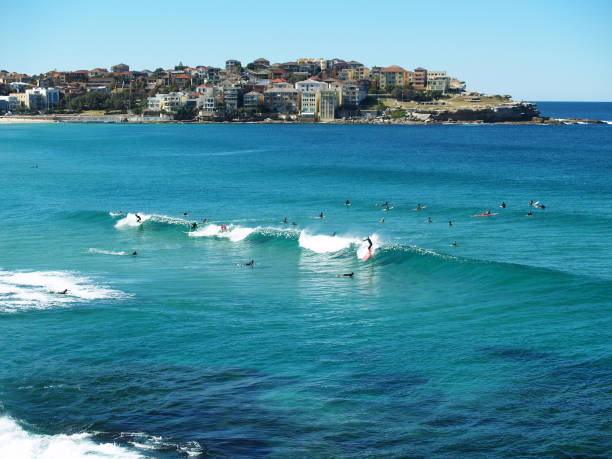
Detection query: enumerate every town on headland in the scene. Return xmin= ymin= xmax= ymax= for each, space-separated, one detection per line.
xmin=0 ymin=58 xmax=605 ymax=125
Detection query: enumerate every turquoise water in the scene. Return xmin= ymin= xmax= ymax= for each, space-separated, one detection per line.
xmin=1 ymin=120 xmax=611 ymax=457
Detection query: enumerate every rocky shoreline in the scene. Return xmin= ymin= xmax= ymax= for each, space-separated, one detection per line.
xmin=0 ymin=102 xmax=608 ymax=126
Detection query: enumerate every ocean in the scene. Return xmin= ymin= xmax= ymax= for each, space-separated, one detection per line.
xmin=1 ymin=104 xmax=611 ymax=457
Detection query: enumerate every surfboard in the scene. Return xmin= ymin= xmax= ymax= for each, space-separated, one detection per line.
xmin=382 ymin=207 xmax=394 ymax=211
xmin=362 ymin=250 xmax=373 ymax=261
xmin=472 ymin=212 xmax=499 ymax=217
xmin=413 ymin=206 xmax=427 ymax=210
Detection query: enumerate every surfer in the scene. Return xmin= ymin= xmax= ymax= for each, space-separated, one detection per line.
xmin=202 ymin=218 xmax=208 ymax=224
xmin=343 ymin=272 xmax=354 ymax=277
xmin=380 ymin=217 xmax=384 ymax=223
xmin=377 ymin=201 xmax=390 ymax=207
xmin=283 ymin=217 xmax=288 ymax=224
xmin=416 ymin=203 xmax=422 ymax=210
xmin=56 ymin=289 xmax=68 ymax=295
xmin=384 ymin=204 xmax=390 ymax=211
xmin=220 ymin=224 xmax=227 ymax=232
xmin=135 ymin=214 xmax=142 ymax=223
xmin=364 ymin=236 xmax=373 ymax=250
xmin=319 ymin=212 xmax=324 ymax=218
xmin=183 ymin=211 xmax=188 ymax=216
xmin=452 ymin=241 xmax=457 ymax=247
xmin=345 ymin=199 xmax=350 ymax=206
xmin=529 ymin=200 xmax=534 ymax=206
xmin=449 ymin=220 xmax=453 ymax=227
xmin=331 ymin=232 xmax=336 ymax=236
xmin=484 ymin=210 xmax=491 ymax=216
xmin=191 ymin=222 xmax=198 ymax=230
xmin=132 ymin=251 xmax=138 ymax=256
xmin=245 ymin=260 xmax=254 ymax=267
xmin=527 ymin=210 xmax=533 ymax=216
xmin=427 ymin=217 xmax=432 ymax=223
xmin=500 ymin=202 xmax=506 ymax=208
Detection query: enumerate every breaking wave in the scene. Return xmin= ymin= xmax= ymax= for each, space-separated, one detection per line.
xmin=0 ymin=270 xmax=127 ymax=313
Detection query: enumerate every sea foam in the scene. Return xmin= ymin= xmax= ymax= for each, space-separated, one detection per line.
xmin=0 ymin=270 xmax=126 ymax=313
xmin=188 ymin=224 xmax=256 ymax=242
xmin=0 ymin=415 xmax=142 ymax=459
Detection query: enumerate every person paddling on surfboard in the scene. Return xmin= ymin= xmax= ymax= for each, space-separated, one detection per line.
xmin=319 ymin=212 xmax=324 ymax=218
xmin=343 ymin=272 xmax=354 ymax=277
xmin=345 ymin=200 xmax=350 ymax=206
xmin=428 ymin=217 xmax=432 ymax=223
xmin=416 ymin=203 xmax=422 ymax=210
xmin=245 ymin=260 xmax=254 ymax=267
xmin=500 ymin=202 xmax=506 ymax=208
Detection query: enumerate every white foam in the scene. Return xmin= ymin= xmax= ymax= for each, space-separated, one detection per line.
xmin=188 ymin=224 xmax=256 ymax=242
xmin=0 ymin=415 xmax=143 ymax=459
xmin=0 ymin=270 xmax=126 ymax=313
xmin=109 ymin=212 xmax=123 ymax=217
xmin=114 ymin=213 xmax=150 ymax=228
xmin=88 ymin=248 xmax=127 ymax=256
xmin=298 ymin=231 xmax=360 ymax=254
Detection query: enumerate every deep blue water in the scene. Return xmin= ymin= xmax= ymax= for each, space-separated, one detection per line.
xmin=534 ymin=101 xmax=612 ymax=121
xmin=1 ymin=117 xmax=611 ymax=457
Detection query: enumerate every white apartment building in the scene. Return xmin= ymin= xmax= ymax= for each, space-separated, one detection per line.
xmin=299 ymin=91 xmax=319 ymax=117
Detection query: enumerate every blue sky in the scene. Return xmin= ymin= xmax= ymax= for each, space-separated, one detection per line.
xmin=3 ymin=0 xmax=611 ymax=101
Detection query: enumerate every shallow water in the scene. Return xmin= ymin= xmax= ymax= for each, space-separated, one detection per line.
xmin=1 ymin=120 xmax=611 ymax=457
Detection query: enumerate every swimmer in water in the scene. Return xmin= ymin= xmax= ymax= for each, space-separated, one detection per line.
xmin=452 ymin=241 xmax=457 ymax=247
xmin=500 ymin=202 xmax=506 ymax=208
xmin=345 ymin=199 xmax=350 ymax=206
xmin=529 ymin=200 xmax=534 ymax=206
xmin=416 ymin=203 xmax=422 ymax=210
xmin=331 ymin=232 xmax=336 ymax=236
xmin=220 ymin=224 xmax=227 ymax=232
xmin=527 ymin=210 xmax=533 ymax=216
xmin=183 ymin=211 xmax=188 ymax=216
xmin=427 ymin=217 xmax=432 ymax=223
xmin=291 ymin=222 xmax=297 ymax=226
xmin=202 ymin=218 xmax=208 ymax=224
xmin=132 ymin=251 xmax=137 ymax=256
xmin=384 ymin=204 xmax=390 ymax=211
xmin=319 ymin=212 xmax=324 ymax=218
xmin=449 ymin=220 xmax=453 ymax=227
xmin=135 ymin=214 xmax=142 ymax=223
xmin=381 ymin=217 xmax=385 ymax=223
xmin=245 ymin=260 xmax=254 ymax=267
xmin=283 ymin=217 xmax=288 ymax=224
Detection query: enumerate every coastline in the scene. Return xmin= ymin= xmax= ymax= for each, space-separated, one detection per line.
xmin=0 ymin=115 xmax=607 ymax=125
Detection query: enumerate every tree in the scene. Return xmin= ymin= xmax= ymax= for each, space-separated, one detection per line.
xmin=173 ymin=106 xmax=197 ymax=120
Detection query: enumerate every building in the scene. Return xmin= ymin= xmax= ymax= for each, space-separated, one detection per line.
xmin=196 ymin=86 xmax=218 ymax=117
xmin=426 ymin=76 xmax=450 ymax=93
xmin=68 ymin=70 xmax=89 ymax=82
xmin=225 ymin=59 xmax=241 ymax=73
xmin=427 ymin=71 xmax=446 ymax=80
xmin=222 ymin=87 xmax=240 ymax=110
xmin=147 ymin=92 xmax=186 ymax=113
xmin=252 ymin=58 xmax=270 ymax=70
xmin=263 ymin=87 xmax=299 ymax=113
xmin=338 ymin=66 xmax=370 ymax=81
xmin=243 ymin=91 xmax=263 ymax=111
xmin=340 ymin=84 xmax=367 ymax=107
xmin=379 ymin=66 xmax=410 ymax=89
xmin=111 ymin=63 xmax=129 ymax=73
xmin=295 ymin=79 xmax=329 ymax=93
xmin=89 ymin=68 xmax=108 ymax=78
xmin=319 ymin=90 xmax=339 ymax=121
xmin=299 ymin=91 xmax=319 ymax=118
xmin=0 ymin=95 xmax=21 ymax=112
xmin=411 ymin=67 xmax=428 ymax=90
xmin=27 ymin=87 xmax=59 ymax=109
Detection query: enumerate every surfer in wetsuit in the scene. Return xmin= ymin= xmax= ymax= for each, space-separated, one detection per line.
xmin=132 ymin=251 xmax=137 ymax=256
xmin=452 ymin=241 xmax=457 ymax=247
xmin=364 ymin=237 xmax=373 ymax=250
xmin=202 ymin=218 xmax=208 ymax=224
xmin=416 ymin=203 xmax=422 ymax=210
xmin=57 ymin=289 xmax=68 ymax=295
xmin=245 ymin=260 xmax=254 ymax=267
xmin=500 ymin=202 xmax=506 ymax=208
xmin=135 ymin=214 xmax=142 ymax=223
xmin=319 ymin=212 xmax=324 ymax=218
xmin=527 ymin=210 xmax=533 ymax=216
xmin=191 ymin=222 xmax=198 ymax=230
xmin=345 ymin=199 xmax=350 ymax=206
xmin=449 ymin=220 xmax=452 ymax=227
xmin=427 ymin=217 xmax=432 ymax=223
xmin=283 ymin=217 xmax=288 ymax=224
xmin=529 ymin=200 xmax=534 ymax=206
xmin=183 ymin=211 xmax=188 ymax=216
xmin=332 ymin=232 xmax=336 ymax=236
xmin=343 ymin=272 xmax=354 ymax=277
xmin=384 ymin=204 xmax=390 ymax=211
